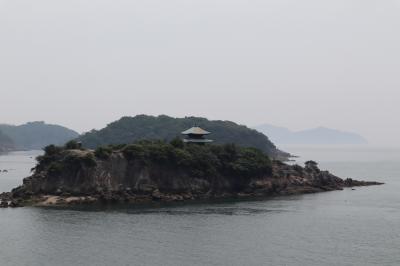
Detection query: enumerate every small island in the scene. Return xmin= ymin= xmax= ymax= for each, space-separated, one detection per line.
xmin=0 ymin=127 xmax=382 ymax=208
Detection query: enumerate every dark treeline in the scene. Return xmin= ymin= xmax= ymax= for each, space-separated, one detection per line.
xmin=35 ymin=139 xmax=273 ymax=186
xmin=78 ymin=115 xmax=283 ymax=157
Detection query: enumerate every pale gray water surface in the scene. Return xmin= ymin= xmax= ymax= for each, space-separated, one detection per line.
xmin=0 ymin=147 xmax=399 ymax=266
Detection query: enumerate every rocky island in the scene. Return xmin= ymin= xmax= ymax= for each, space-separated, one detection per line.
xmin=0 ymin=139 xmax=382 ymax=208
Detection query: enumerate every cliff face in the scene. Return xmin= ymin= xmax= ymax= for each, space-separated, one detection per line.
xmin=19 ymin=151 xmax=215 ymax=196
xmin=5 ymin=148 xmax=381 ymax=207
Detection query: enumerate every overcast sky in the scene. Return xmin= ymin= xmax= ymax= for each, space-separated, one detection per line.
xmin=0 ymin=0 xmax=399 ymax=145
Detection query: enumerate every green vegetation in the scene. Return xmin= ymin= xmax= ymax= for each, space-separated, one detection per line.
xmin=34 ymin=141 xmax=273 ymax=185
xmin=77 ymin=115 xmax=281 ymax=157
xmin=34 ymin=144 xmax=96 ymax=175
xmin=94 ymin=146 xmax=113 ymax=160
xmin=0 ymin=121 xmax=79 ymax=150
xmin=305 ymin=160 xmax=320 ymax=173
xmin=64 ymin=153 xmax=97 ymax=169
xmin=117 ymin=140 xmax=271 ymax=181
xmin=64 ymin=140 xmax=81 ymax=150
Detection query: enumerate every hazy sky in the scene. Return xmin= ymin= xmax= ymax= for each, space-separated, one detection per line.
xmin=0 ymin=0 xmax=399 ymax=145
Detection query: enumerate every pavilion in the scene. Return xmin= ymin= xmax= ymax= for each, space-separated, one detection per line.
xmin=181 ymin=127 xmax=213 ymax=144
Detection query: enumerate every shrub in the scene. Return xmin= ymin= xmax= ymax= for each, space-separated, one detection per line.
xmin=146 ymin=142 xmax=172 ymax=162
xmin=170 ymin=148 xmax=192 ymax=166
xmin=170 ymin=137 xmax=184 ymax=149
xmin=44 ymin=145 xmax=63 ymax=156
xmin=95 ymin=146 xmax=113 ymax=160
xmin=64 ymin=140 xmax=81 ymax=150
xmin=64 ymin=153 xmax=97 ymax=170
xmin=33 ymin=145 xmax=65 ymax=173
xmin=109 ymin=144 xmax=127 ymax=151
xmin=122 ymin=144 xmax=147 ymax=161
xmin=229 ymin=148 xmax=272 ymax=178
xmin=305 ymin=160 xmax=318 ymax=166
xmin=292 ymin=164 xmax=303 ymax=173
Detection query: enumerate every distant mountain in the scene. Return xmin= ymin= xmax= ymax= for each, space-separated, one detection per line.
xmin=78 ymin=115 xmax=287 ymax=158
xmin=254 ymin=124 xmax=368 ymax=145
xmin=0 ymin=121 xmax=79 ymax=150
xmin=0 ymin=130 xmax=15 ymax=152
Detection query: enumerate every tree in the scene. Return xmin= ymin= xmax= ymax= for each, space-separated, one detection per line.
xmin=64 ymin=140 xmax=81 ymax=150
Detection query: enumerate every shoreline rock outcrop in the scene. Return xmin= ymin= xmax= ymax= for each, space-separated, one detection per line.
xmin=1 ymin=142 xmax=383 ymax=208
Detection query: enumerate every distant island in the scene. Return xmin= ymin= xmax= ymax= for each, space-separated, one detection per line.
xmin=0 ymin=121 xmax=79 ymax=152
xmin=77 ymin=115 xmax=288 ymax=159
xmin=255 ymin=124 xmax=368 ymax=145
xmin=0 ymin=130 xmax=14 ymax=152
xmin=1 ymin=137 xmax=382 ymax=208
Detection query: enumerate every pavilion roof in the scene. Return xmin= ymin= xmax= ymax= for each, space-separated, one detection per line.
xmin=181 ymin=127 xmax=211 ymax=135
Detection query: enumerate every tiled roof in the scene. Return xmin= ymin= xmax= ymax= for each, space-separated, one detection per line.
xmin=181 ymin=127 xmax=211 ymax=135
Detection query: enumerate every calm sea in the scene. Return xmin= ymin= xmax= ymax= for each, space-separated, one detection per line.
xmin=0 ymin=146 xmax=399 ymax=266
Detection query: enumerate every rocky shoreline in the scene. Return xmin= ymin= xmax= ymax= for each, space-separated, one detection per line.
xmin=0 ymin=149 xmax=383 ymax=208
xmin=0 ymin=177 xmax=382 ymax=208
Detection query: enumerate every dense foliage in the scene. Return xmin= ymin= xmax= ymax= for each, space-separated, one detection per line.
xmin=107 ymin=140 xmax=272 ymax=182
xmin=94 ymin=146 xmax=113 ymax=160
xmin=34 ymin=143 xmax=96 ymax=175
xmin=35 ymin=140 xmax=273 ymax=185
xmin=0 ymin=121 xmax=79 ymax=150
xmin=77 ymin=115 xmax=280 ymax=156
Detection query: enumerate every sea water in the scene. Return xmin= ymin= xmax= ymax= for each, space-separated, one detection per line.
xmin=0 ymin=146 xmax=399 ymax=266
